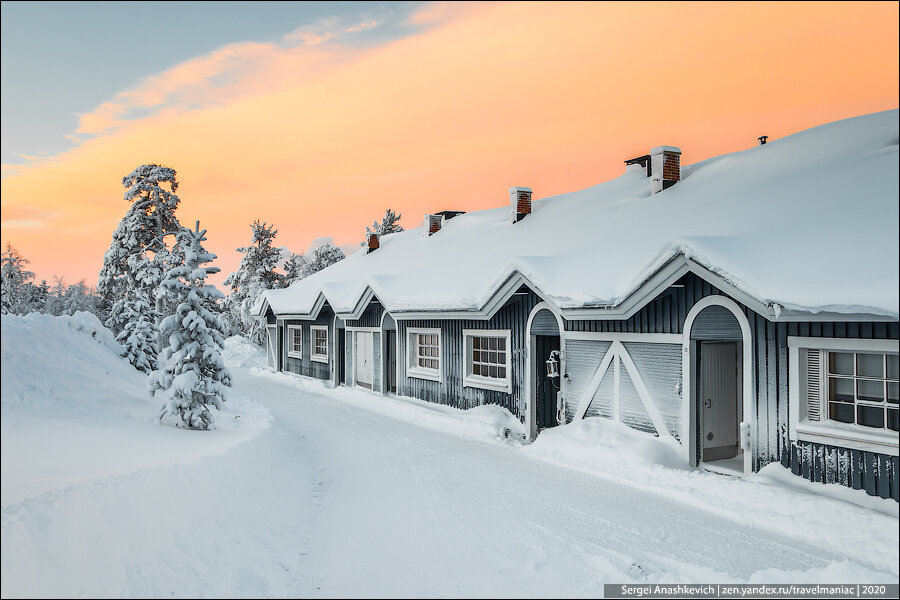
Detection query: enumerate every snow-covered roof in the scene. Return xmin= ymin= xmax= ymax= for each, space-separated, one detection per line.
xmin=258 ymin=110 xmax=899 ymax=321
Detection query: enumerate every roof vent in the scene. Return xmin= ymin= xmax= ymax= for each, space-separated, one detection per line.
xmin=434 ymin=210 xmax=465 ymax=221
xmin=624 ymin=155 xmax=651 ymax=177
xmin=510 ymin=187 xmax=532 ymax=223
xmin=650 ymin=146 xmax=681 ymax=194
xmin=424 ymin=214 xmax=443 ymax=236
xmin=367 ymin=232 xmax=380 ymax=253
xmin=758 ymin=135 xmax=768 ymax=145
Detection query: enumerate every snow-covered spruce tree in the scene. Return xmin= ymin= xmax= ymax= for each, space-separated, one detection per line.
xmin=119 ymin=287 xmax=159 ymax=373
xmin=98 ymin=165 xmax=183 ymax=336
xmin=1 ymin=243 xmax=36 ymax=315
xmin=302 ymin=241 xmax=346 ymax=278
xmin=361 ymin=209 xmax=404 ymax=245
xmin=223 ymin=220 xmax=285 ymax=344
xmin=281 ymin=252 xmax=306 ymax=287
xmin=150 ymin=223 xmax=231 ymax=430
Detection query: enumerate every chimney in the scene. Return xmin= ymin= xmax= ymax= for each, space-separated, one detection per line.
xmin=758 ymin=135 xmax=768 ymax=145
xmin=650 ymin=146 xmax=681 ymax=194
xmin=424 ymin=213 xmax=443 ymax=236
xmin=510 ymin=187 xmax=532 ymax=223
xmin=366 ymin=232 xmax=380 ymax=253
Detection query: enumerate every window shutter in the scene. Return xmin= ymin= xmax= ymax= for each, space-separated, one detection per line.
xmin=807 ymin=349 xmax=823 ymax=421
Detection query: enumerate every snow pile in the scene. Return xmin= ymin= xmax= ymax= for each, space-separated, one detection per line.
xmin=527 ymin=417 xmax=689 ymax=472
xmin=223 ymin=335 xmax=267 ymax=368
xmin=253 ymin=368 xmax=525 ymax=443
xmin=1 ymin=313 xmax=271 ymax=507
xmin=260 ymin=109 xmax=899 ymax=318
xmin=522 ymin=418 xmax=899 ymax=576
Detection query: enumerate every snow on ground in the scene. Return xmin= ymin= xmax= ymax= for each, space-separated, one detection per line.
xmin=0 ymin=314 xmax=271 ymax=507
xmin=2 ymin=316 xmax=898 ymax=597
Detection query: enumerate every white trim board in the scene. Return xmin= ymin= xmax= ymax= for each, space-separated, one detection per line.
xmin=310 ymin=325 xmax=329 ymax=363
xmin=406 ymin=327 xmax=443 ymax=383
xmin=681 ymin=295 xmax=754 ymax=475
xmin=564 ymin=332 xmax=681 ymax=343
xmin=788 ymin=336 xmax=898 ymax=453
xmin=462 ymin=329 xmax=513 ymax=394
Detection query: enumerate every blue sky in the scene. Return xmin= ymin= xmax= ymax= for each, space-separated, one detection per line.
xmin=0 ymin=1 xmax=421 ymax=165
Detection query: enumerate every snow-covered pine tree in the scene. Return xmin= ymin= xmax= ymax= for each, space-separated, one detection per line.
xmin=301 ymin=242 xmax=346 ymax=278
xmin=118 ymin=287 xmax=159 ymax=373
xmin=361 ymin=209 xmax=404 ymax=245
xmin=281 ymin=252 xmax=306 ymax=287
xmin=223 ymin=220 xmax=285 ymax=343
xmin=44 ymin=276 xmax=68 ymax=316
xmin=150 ymin=223 xmax=231 ymax=430
xmin=1 ymin=244 xmax=36 ymax=315
xmin=98 ymin=165 xmax=183 ymax=336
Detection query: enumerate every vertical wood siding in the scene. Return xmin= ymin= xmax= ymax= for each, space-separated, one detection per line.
xmin=397 ymin=290 xmax=541 ymax=418
xmin=280 ymin=305 xmax=334 ymax=381
xmin=345 ymin=301 xmax=384 ymax=328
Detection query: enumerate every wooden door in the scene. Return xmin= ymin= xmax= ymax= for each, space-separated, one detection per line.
xmin=701 ymin=341 xmax=740 ymax=461
xmin=266 ymin=326 xmax=277 ymax=369
xmin=386 ymin=331 xmax=397 ymax=393
xmin=356 ymin=331 xmax=373 ymax=388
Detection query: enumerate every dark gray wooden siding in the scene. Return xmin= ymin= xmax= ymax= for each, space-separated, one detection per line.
xmin=281 ymin=305 xmax=334 ymax=381
xmin=566 ymin=272 xmax=899 ymax=501
xmin=397 ymin=289 xmax=542 ymax=418
xmin=346 ymin=300 xmax=384 ymax=328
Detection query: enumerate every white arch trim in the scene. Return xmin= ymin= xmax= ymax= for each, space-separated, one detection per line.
xmin=681 ymin=295 xmax=754 ymax=474
xmin=525 ymin=302 xmax=567 ymax=441
xmin=379 ymin=310 xmax=398 ymax=395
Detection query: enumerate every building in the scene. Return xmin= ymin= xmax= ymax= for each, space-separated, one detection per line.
xmin=255 ymin=110 xmax=899 ymax=501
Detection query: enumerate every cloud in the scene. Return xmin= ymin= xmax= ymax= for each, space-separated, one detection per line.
xmin=0 ymin=206 xmax=61 ymax=229
xmin=70 ymin=12 xmax=388 ymax=141
xmin=0 ymin=1 xmax=896 ymax=290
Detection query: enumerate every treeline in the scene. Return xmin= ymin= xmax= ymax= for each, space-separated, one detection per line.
xmin=1 ymin=162 xmax=403 ymax=359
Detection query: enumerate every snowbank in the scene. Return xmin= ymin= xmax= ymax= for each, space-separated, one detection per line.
xmin=1 ymin=313 xmax=272 ymax=507
xmin=522 ymin=418 xmax=899 ymax=577
xmin=223 ymin=335 xmax=268 ymax=368
xmin=252 ymin=368 xmax=525 ymax=444
xmin=260 ymin=109 xmax=899 ymax=319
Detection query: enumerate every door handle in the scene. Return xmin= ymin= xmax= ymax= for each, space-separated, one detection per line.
xmin=704 ymin=398 xmax=711 ymax=408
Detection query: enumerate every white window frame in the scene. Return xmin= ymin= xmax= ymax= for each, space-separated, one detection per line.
xmin=310 ymin=325 xmax=329 ymax=363
xmin=406 ymin=327 xmax=442 ymax=382
xmin=789 ymin=336 xmax=898 ymax=454
xmin=463 ymin=329 xmax=512 ymax=393
xmin=287 ymin=325 xmax=303 ymax=359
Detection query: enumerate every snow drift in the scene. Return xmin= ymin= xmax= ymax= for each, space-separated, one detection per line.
xmin=0 ymin=312 xmax=271 ymax=507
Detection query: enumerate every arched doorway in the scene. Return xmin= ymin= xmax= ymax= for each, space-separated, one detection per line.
xmin=527 ymin=303 xmax=565 ymax=440
xmin=682 ymin=296 xmax=754 ymax=474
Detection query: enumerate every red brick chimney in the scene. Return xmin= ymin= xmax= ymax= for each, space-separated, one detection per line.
xmin=510 ymin=186 xmax=532 ymax=223
xmin=367 ymin=232 xmax=380 ymax=253
xmin=650 ymin=146 xmax=681 ymax=194
xmin=424 ymin=214 xmax=443 ymax=236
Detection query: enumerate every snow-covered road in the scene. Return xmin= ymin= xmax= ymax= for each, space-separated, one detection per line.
xmin=213 ymin=368 xmax=892 ymax=595
xmin=3 ymin=363 xmax=896 ymax=598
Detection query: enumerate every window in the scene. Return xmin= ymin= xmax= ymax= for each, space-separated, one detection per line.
xmin=788 ymin=337 xmax=898 ymax=453
xmin=311 ymin=326 xmax=328 ymax=363
xmin=463 ymin=330 xmax=512 ymax=392
xmin=407 ymin=328 xmax=441 ymax=382
xmin=826 ymin=351 xmax=898 ymax=431
xmin=287 ymin=325 xmax=302 ymax=359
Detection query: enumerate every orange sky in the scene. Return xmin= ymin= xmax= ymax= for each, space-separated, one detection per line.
xmin=1 ymin=1 xmax=898 ymax=290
